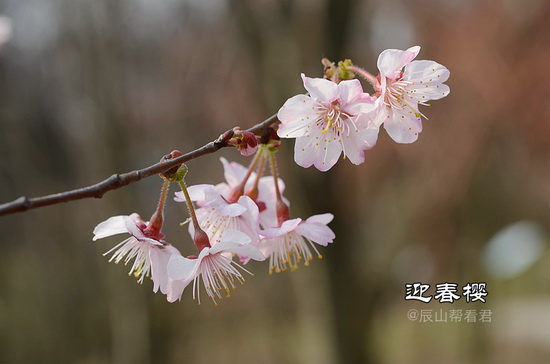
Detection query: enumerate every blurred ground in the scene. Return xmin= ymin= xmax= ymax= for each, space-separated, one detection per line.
xmin=0 ymin=0 xmax=549 ymax=363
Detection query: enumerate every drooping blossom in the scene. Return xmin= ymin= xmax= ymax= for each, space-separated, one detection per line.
xmin=259 ymin=213 xmax=335 ymax=274
xmin=175 ymin=157 xmax=285 ymax=242
xmin=176 ymin=186 xmax=260 ymax=246
xmin=277 ymin=74 xmax=379 ymax=171
xmin=93 ymin=213 xmax=185 ymax=301
xmin=374 ymin=46 xmax=450 ymax=143
xmin=167 ymin=229 xmax=265 ymax=304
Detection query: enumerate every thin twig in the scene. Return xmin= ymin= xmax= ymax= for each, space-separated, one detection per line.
xmin=0 ymin=113 xmax=279 ymax=216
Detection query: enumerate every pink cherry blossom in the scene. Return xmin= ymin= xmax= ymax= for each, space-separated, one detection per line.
xmin=92 ymin=213 xmax=184 ymax=301
xmin=167 ymin=229 xmax=265 ymax=304
xmin=175 ymin=186 xmax=260 ymax=246
xmin=375 ymin=46 xmax=450 ymax=143
xmin=277 ymin=74 xmax=379 ymax=171
xmin=259 ymin=213 xmax=335 ymax=274
xmin=178 ymin=157 xmax=286 ymax=232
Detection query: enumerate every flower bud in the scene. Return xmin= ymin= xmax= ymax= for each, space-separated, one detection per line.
xmin=227 ymin=127 xmax=259 ymax=156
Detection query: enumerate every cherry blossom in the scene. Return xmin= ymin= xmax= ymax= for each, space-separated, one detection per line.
xmin=92 ymin=213 xmax=185 ymax=301
xmin=167 ymin=229 xmax=265 ymax=304
xmin=277 ymin=74 xmax=379 ymax=171
xmin=375 ymin=46 xmax=450 ymax=143
xmin=176 ymin=157 xmax=286 ymax=236
xmin=176 ymin=186 xmax=260 ymax=246
xmin=259 ymin=213 xmax=335 ymax=274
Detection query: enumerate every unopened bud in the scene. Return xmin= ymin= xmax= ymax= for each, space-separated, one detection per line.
xmin=227 ymin=127 xmax=259 ymax=156
xmin=337 ymin=59 xmax=356 ymax=81
xmin=322 ymin=58 xmax=336 ymax=79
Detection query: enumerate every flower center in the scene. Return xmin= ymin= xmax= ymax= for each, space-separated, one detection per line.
xmin=194 ymin=254 xmax=252 ymax=304
xmin=268 ymin=231 xmax=322 ymax=274
xmin=316 ymin=101 xmax=352 ymax=136
xmin=385 ymin=78 xmax=423 ymax=119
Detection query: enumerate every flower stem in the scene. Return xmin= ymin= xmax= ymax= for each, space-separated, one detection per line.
xmin=245 ymin=150 xmax=266 ymax=201
xmin=227 ymin=147 xmax=263 ymax=203
xmin=269 ymin=150 xmax=290 ymax=225
xmin=143 ymin=179 xmax=169 ymax=238
xmin=347 ymin=65 xmax=380 ymax=91
xmin=178 ymin=180 xmax=211 ymax=251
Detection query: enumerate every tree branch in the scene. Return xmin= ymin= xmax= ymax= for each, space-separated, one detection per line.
xmin=0 ymin=113 xmax=279 ymax=216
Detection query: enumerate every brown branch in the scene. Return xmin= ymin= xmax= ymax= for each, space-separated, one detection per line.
xmin=0 ymin=113 xmax=279 ymax=217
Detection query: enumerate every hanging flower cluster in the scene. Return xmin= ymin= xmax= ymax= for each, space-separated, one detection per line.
xmin=92 ymin=46 xmax=449 ymax=304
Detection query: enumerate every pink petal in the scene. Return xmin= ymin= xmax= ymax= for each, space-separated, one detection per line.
xmin=167 ymin=255 xmax=200 ymax=281
xmin=377 ymin=46 xmax=421 ymax=79
xmin=295 ymin=221 xmax=335 ymax=246
xmin=313 ymin=131 xmax=344 ymax=172
xmin=301 ymin=74 xmax=338 ymax=101
xmin=219 ymin=229 xmax=252 ymax=245
xmin=236 ymin=196 xmax=260 ymax=243
xmin=203 ymin=187 xmax=247 ymax=216
xmin=211 ymin=238 xmax=265 ymax=261
xmin=174 ymin=184 xmax=214 ymax=202
xmin=342 ymin=93 xmax=376 ymax=116
xmin=261 ymin=218 xmax=302 ymax=238
xmin=150 ymin=244 xmax=182 ymax=294
xmin=220 ymin=157 xmax=249 ymax=188
xmin=406 ymin=83 xmax=450 ymax=102
xmin=353 ymin=114 xmax=380 ymax=149
xmin=92 ymin=215 xmax=129 ymax=241
xmin=278 ymin=118 xmax=317 ymax=139
xmin=294 ymin=135 xmax=318 ymax=169
xmin=340 ymin=132 xmax=366 ymax=165
xmin=277 ymin=94 xmax=318 ymax=131
xmin=383 ymin=108 xmax=422 ymax=144
xmin=337 ymin=79 xmax=364 ymax=105
xmin=305 ymin=213 xmax=334 ymax=225
xmin=404 ymin=60 xmax=450 ymax=85
xmin=166 ymin=279 xmax=187 ymax=303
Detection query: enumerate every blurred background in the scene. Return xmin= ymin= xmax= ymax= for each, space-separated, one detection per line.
xmin=0 ymin=0 xmax=549 ymax=363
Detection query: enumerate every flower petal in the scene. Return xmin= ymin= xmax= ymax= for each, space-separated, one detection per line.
xmin=277 ymin=94 xmax=319 ymax=139
xmin=383 ymin=107 xmax=422 ymax=144
xmin=175 ymin=184 xmax=215 ymax=203
xmin=92 ymin=215 xmax=129 ymax=241
xmin=301 ymin=74 xmax=338 ymax=101
xmin=220 ymin=157 xmax=249 ymax=188
xmin=342 ymin=93 xmax=376 ymax=115
xmin=295 ymin=221 xmax=335 ymax=246
xmin=219 ymin=228 xmax=252 ymax=245
xmin=377 ymin=46 xmax=420 ymax=79
xmin=150 ymin=244 xmax=182 ymax=294
xmin=313 ymin=130 xmax=344 ymax=172
xmin=261 ymin=218 xmax=302 ymax=238
xmin=167 ymin=255 xmax=200 ymax=281
xmin=337 ymin=79 xmax=364 ymax=105
xmin=166 ymin=279 xmax=188 ymax=303
xmin=211 ymin=237 xmax=265 ymax=261
xmin=305 ymin=213 xmax=334 ymax=225
xmin=404 ymin=60 xmax=450 ymax=85
xmin=203 ymin=187 xmax=247 ymax=217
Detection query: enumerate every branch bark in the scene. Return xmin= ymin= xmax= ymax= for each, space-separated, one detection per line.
xmin=0 ymin=113 xmax=279 ymax=216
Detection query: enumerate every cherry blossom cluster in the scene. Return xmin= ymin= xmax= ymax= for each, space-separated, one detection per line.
xmin=92 ymin=46 xmax=449 ymax=304
xmin=94 ymin=141 xmax=334 ymax=304
xmin=278 ymin=46 xmax=450 ymax=171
